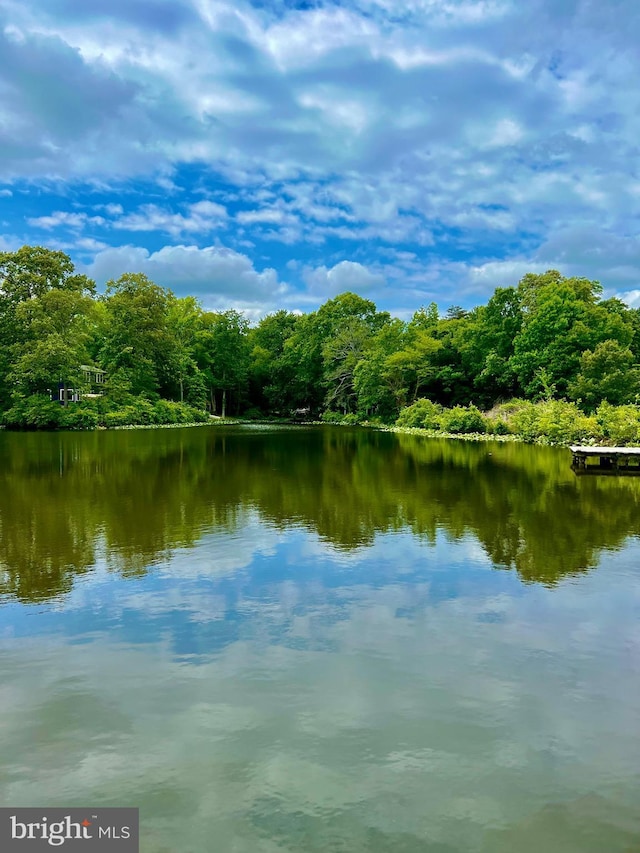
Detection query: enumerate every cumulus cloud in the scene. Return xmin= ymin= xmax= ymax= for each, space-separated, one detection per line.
xmin=85 ymin=242 xmax=287 ymax=308
xmin=303 ymin=261 xmax=386 ymax=297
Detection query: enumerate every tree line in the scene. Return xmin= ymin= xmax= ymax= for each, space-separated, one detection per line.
xmin=1 ymin=245 xmax=640 ymax=428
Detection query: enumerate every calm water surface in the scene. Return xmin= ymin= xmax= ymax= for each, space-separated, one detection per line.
xmin=0 ymin=425 xmax=639 ymax=852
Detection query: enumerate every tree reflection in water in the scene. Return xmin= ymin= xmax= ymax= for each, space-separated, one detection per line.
xmin=1 ymin=425 xmax=639 ymax=603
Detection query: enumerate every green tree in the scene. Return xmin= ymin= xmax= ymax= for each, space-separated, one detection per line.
xmin=458 ymin=287 xmax=523 ymax=406
xmin=354 ymin=318 xmax=407 ymax=420
xmin=247 ymin=310 xmax=299 ymax=413
xmin=317 ymin=292 xmax=390 ymax=413
xmin=281 ymin=293 xmax=389 ymax=414
xmin=0 ymin=247 xmax=96 ymax=411
xmin=100 ymin=273 xmax=174 ymax=398
xmin=511 ymin=271 xmax=633 ymax=397
xmin=196 ymin=311 xmax=249 ymax=416
xmin=569 ymin=340 xmax=640 ymax=410
xmin=0 ymin=247 xmax=96 ymax=410
xmin=9 ymin=289 xmax=97 ymax=403
xmin=166 ymin=295 xmax=203 ymax=404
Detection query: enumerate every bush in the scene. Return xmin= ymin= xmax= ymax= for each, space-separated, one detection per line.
xmin=242 ymin=407 xmax=264 ymax=420
xmin=510 ymin=400 xmax=598 ymax=444
xmin=396 ymin=399 xmax=443 ymax=429
xmin=103 ymin=407 xmax=137 ymax=427
xmin=59 ymin=407 xmax=99 ymax=430
xmin=595 ymin=402 xmax=640 ymax=445
xmin=152 ymin=399 xmax=176 ymax=425
xmin=439 ymin=405 xmax=487 ymax=434
xmin=3 ymin=395 xmax=62 ymax=429
xmin=322 ymin=411 xmax=346 ymax=424
xmin=321 ymin=411 xmax=361 ymax=425
xmin=485 ymin=418 xmax=510 ymax=435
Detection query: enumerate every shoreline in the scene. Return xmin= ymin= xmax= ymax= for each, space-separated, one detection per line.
xmin=3 ymin=417 xmax=640 ymax=449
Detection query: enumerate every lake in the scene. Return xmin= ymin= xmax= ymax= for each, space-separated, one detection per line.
xmin=0 ymin=425 xmax=639 ymax=852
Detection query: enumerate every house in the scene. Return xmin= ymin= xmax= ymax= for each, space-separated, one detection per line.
xmin=51 ymin=365 xmax=106 ymax=404
xmin=80 ymin=365 xmax=106 ymax=387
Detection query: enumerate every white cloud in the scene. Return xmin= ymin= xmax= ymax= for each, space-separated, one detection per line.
xmin=85 ymin=242 xmax=287 ymax=308
xmin=618 ymin=290 xmax=640 ymax=308
xmin=27 ymin=211 xmax=105 ymax=230
xmin=236 ymin=208 xmax=295 ymax=226
xmin=303 ymin=261 xmax=386 ymax=296
xmin=113 ymin=201 xmax=227 ymax=237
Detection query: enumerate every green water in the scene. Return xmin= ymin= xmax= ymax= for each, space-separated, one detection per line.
xmin=0 ymin=425 xmax=638 ymax=852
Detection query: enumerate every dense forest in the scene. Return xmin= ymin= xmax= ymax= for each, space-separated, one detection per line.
xmin=2 ymin=245 xmax=640 ymax=438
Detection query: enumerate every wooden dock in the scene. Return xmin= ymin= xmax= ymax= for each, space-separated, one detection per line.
xmin=570 ymin=445 xmax=640 ymax=475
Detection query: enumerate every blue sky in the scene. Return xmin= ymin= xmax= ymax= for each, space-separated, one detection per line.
xmin=1 ymin=0 xmax=639 ymax=318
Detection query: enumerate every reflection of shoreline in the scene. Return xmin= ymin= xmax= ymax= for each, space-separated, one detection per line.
xmin=1 ymin=426 xmax=640 ymax=602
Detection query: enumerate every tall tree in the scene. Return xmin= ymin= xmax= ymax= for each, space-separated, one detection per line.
xmin=511 ymin=271 xmax=633 ymax=397
xmin=196 ymin=311 xmax=249 ymax=416
xmin=247 ymin=310 xmax=299 ymax=413
xmin=0 ymin=247 xmax=96 ymax=409
xmin=459 ymin=287 xmax=523 ymax=406
xmin=9 ymin=289 xmax=96 ymax=403
xmin=166 ymin=295 xmax=203 ymax=404
xmin=100 ymin=273 xmax=174 ymax=398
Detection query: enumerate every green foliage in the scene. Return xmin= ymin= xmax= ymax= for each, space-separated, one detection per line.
xmin=594 ymin=402 xmax=640 ymax=445
xmin=321 ymin=411 xmax=359 ymax=425
xmin=3 ymin=249 xmax=640 ymax=440
xmin=508 ymin=400 xmax=598 ymax=444
xmin=511 ymin=271 xmax=634 ymax=398
xmin=485 ymin=418 xmax=510 ymax=435
xmin=396 ymin=400 xmax=488 ymax=435
xmin=438 ymin=405 xmax=487 ymax=434
xmin=3 ymin=396 xmax=207 ymax=430
xmin=396 ymin=399 xmax=443 ymax=429
xmin=3 ymin=395 xmax=62 ymax=429
xmin=59 ymin=407 xmax=99 ymax=430
xmin=196 ymin=310 xmax=249 ymax=416
xmin=99 ymin=272 xmax=174 ymax=397
xmin=569 ymin=340 xmax=640 ymax=410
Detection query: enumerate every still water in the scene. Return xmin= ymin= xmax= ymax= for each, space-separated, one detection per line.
xmin=0 ymin=425 xmax=639 ymax=852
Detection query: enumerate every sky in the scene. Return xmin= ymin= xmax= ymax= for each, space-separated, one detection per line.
xmin=1 ymin=0 xmax=639 ymax=319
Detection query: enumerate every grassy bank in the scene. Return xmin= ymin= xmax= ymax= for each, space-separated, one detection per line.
xmin=2 ymin=395 xmax=211 ymax=430
xmin=5 ymin=394 xmax=640 ymax=447
xmin=326 ymin=399 xmax=640 ymax=447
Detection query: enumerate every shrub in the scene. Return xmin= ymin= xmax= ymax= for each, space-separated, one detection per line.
xmin=485 ymin=418 xmax=510 ymax=436
xmin=322 ymin=411 xmax=346 ymax=423
xmin=439 ymin=405 xmax=487 ymax=434
xmin=152 ymin=400 xmax=208 ymax=424
xmin=508 ymin=401 xmax=539 ymax=442
xmin=242 ymin=407 xmax=263 ymax=420
xmin=321 ymin=411 xmax=360 ymax=425
xmin=103 ymin=407 xmax=136 ymax=427
xmin=595 ymin=402 xmax=640 ymax=445
xmin=342 ymin=413 xmax=360 ymax=425
xmin=129 ymin=398 xmax=155 ymax=425
xmin=396 ymin=399 xmax=443 ymax=429
xmin=152 ymin=399 xmax=175 ymax=425
xmin=59 ymin=407 xmax=99 ymax=430
xmin=510 ymin=400 xmax=598 ymax=444
xmin=3 ymin=395 xmax=62 ymax=429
